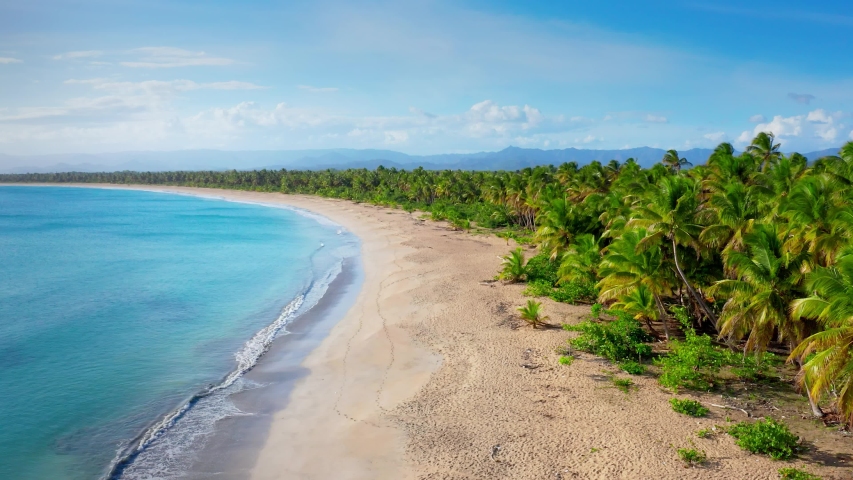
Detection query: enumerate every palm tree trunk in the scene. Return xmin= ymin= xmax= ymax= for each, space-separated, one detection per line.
xmin=653 ymin=294 xmax=670 ymax=340
xmin=671 ymin=237 xmax=717 ymax=324
xmin=793 ymin=357 xmax=825 ymax=418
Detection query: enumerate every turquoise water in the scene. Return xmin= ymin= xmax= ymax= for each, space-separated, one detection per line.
xmin=0 ymin=186 xmax=356 ymax=479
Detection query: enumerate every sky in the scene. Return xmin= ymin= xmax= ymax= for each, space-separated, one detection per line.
xmin=0 ymin=0 xmax=851 ymax=156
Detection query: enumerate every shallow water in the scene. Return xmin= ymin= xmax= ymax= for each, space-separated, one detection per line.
xmin=0 ymin=186 xmax=357 ymax=479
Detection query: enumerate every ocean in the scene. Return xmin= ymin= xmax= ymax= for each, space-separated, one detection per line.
xmin=0 ymin=186 xmax=359 ymax=479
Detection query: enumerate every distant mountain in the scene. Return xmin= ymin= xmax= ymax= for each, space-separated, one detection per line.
xmin=0 ymin=145 xmax=844 ymax=174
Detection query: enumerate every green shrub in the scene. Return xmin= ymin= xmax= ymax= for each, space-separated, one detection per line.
xmin=676 ymin=447 xmax=707 ymax=466
xmin=778 ymin=467 xmax=821 ymax=480
xmin=550 ymin=280 xmax=597 ymax=304
xmin=696 ymin=428 xmax=714 ymax=438
xmin=727 ymin=419 xmax=800 ymax=460
xmin=558 ymin=355 xmax=574 ymax=366
xmin=590 ymin=303 xmax=602 ymax=318
xmin=612 ymin=377 xmax=633 ymax=393
xmin=670 ymin=398 xmax=710 ymax=417
xmin=619 ymin=360 xmax=646 ymax=375
xmin=564 ymin=310 xmax=652 ymax=362
xmin=725 ymin=350 xmax=778 ymax=381
xmin=449 ymin=217 xmax=471 ymax=230
xmin=657 ymin=330 xmax=727 ymax=391
xmin=525 ymin=253 xmax=560 ymax=284
xmin=522 ymin=279 xmax=554 ymax=297
xmin=524 ymin=278 xmax=597 ymax=305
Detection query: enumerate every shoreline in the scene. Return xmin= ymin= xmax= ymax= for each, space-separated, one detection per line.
xmin=3 ymin=184 xmax=850 ymax=479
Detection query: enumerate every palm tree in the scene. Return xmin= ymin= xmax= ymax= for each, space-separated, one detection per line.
xmin=597 ymin=228 xmax=676 ymax=338
xmin=518 ymin=300 xmax=550 ymax=328
xmin=709 ymin=224 xmax=807 ymax=354
xmin=790 ymin=249 xmax=853 ymax=423
xmin=662 ymin=149 xmax=692 ymax=173
xmin=781 ymin=175 xmax=851 ymax=268
xmin=499 ymin=248 xmax=528 ymax=282
xmin=746 ymin=132 xmax=782 ymax=172
xmin=558 ymin=233 xmax=601 ymax=284
xmin=535 ymin=196 xmax=580 ymax=260
xmin=699 ymin=181 xmax=760 ymax=258
xmin=610 ymin=284 xmax=664 ymax=339
xmin=628 ymin=175 xmax=716 ymax=323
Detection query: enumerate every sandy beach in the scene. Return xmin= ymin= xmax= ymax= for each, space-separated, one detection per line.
xmin=10 ymin=184 xmax=852 ymax=479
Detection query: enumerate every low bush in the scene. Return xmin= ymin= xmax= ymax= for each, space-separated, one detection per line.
xmin=550 ymin=280 xmax=597 ymax=304
xmin=564 ymin=310 xmax=652 ymax=363
xmin=524 ymin=279 xmax=598 ymax=305
xmin=525 ymin=253 xmax=560 ymax=285
xmin=619 ymin=360 xmax=646 ymax=375
xmin=558 ymin=355 xmax=574 ymax=366
xmin=676 ymin=447 xmax=707 ymax=467
xmin=727 ymin=418 xmax=800 ymax=460
xmin=696 ymin=428 xmax=714 ymax=438
xmin=656 ymin=330 xmax=727 ymax=391
xmin=778 ymin=467 xmax=821 ymax=480
xmin=670 ymin=398 xmax=710 ymax=417
xmin=522 ymin=279 xmax=554 ymax=297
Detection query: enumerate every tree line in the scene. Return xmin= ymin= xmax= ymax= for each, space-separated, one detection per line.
xmin=3 ymin=133 xmax=853 ymax=426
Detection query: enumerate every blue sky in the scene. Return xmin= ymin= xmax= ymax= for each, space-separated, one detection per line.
xmin=0 ymin=0 xmax=851 ymax=155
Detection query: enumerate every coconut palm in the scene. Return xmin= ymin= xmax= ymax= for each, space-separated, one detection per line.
xmin=597 ymin=228 xmax=677 ymax=338
xmin=558 ymin=233 xmax=601 ymax=284
xmin=746 ymin=132 xmax=782 ymax=172
xmin=610 ymin=284 xmax=664 ymax=339
xmin=628 ymin=175 xmax=716 ymax=323
xmin=790 ymin=249 xmax=853 ymax=423
xmin=662 ymin=149 xmax=692 ymax=173
xmin=781 ymin=175 xmax=852 ymax=267
xmin=518 ymin=300 xmax=550 ymax=328
xmin=499 ymin=248 xmax=528 ymax=282
xmin=699 ymin=181 xmax=760 ymax=258
xmin=709 ymin=224 xmax=807 ymax=354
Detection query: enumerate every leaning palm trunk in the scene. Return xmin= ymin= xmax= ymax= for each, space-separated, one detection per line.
xmin=671 ymin=238 xmax=717 ymax=324
xmin=653 ymin=293 xmax=670 ymax=340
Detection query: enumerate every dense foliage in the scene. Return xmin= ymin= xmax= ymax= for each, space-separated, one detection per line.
xmin=4 ymin=135 xmax=853 ymax=425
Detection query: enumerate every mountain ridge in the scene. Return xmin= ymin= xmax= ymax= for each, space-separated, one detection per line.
xmin=0 ymin=145 xmax=843 ymax=174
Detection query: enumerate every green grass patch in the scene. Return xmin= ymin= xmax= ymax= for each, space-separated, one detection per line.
xmin=558 ymin=355 xmax=574 ymax=366
xmin=778 ymin=467 xmax=821 ymax=480
xmin=676 ymin=447 xmax=707 ymax=467
xmin=612 ymin=377 xmax=634 ymax=393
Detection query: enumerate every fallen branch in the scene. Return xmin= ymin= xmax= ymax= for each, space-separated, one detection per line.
xmin=710 ymin=403 xmax=750 ymax=417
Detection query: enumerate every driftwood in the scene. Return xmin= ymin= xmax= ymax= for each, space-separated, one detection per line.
xmin=710 ymin=403 xmax=750 ymax=417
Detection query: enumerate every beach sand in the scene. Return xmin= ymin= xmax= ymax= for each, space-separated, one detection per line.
xmin=12 ymin=185 xmax=851 ymax=479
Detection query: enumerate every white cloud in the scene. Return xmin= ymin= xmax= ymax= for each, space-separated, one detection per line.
xmin=0 ymin=57 xmax=22 ymax=64
xmin=120 ymin=47 xmax=235 ymax=68
xmin=703 ymin=131 xmax=726 ymax=143
xmin=53 ymin=51 xmax=103 ymax=60
xmin=297 ymin=85 xmax=339 ymax=93
xmin=644 ymin=114 xmax=668 ymax=123
xmin=749 ymin=114 xmax=765 ymax=123
xmin=736 ymin=108 xmax=846 ymax=146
